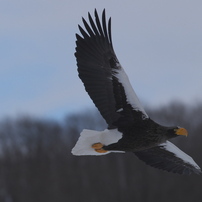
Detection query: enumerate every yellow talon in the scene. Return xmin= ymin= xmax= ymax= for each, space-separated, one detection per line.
xmin=92 ymin=143 xmax=108 ymax=153
xmin=95 ymin=148 xmax=108 ymax=153
xmin=92 ymin=143 xmax=104 ymax=149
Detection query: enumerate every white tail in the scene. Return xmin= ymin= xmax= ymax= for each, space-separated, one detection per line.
xmin=71 ymin=129 xmax=124 ymax=156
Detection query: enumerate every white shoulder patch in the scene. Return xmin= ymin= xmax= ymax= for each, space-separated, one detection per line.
xmin=114 ymin=67 xmax=148 ymax=119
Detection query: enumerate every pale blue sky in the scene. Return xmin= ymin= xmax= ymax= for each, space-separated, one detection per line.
xmin=1 ymin=0 xmax=202 ymax=120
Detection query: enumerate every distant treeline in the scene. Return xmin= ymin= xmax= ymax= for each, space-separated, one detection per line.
xmin=0 ymin=102 xmax=201 ymax=202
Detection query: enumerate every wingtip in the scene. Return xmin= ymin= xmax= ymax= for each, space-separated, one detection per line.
xmin=88 ymin=11 xmax=91 ymax=19
xmin=94 ymin=8 xmax=98 ymax=16
xmin=81 ymin=17 xmax=85 ymax=22
xmin=194 ymin=168 xmax=202 ymax=175
xmin=102 ymin=8 xmax=106 ymax=16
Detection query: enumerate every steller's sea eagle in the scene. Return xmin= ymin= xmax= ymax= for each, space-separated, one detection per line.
xmin=71 ymin=9 xmax=201 ymax=175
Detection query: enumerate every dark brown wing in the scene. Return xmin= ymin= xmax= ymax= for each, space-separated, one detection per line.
xmin=75 ymin=9 xmax=148 ymax=128
xmin=135 ymin=141 xmax=201 ymax=175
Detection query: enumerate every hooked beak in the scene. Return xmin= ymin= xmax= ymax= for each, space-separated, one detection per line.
xmin=174 ymin=128 xmax=188 ymax=137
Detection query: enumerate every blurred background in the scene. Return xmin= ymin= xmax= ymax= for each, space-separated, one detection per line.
xmin=0 ymin=0 xmax=202 ymax=201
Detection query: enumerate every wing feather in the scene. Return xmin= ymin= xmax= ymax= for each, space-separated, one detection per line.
xmin=75 ymin=9 xmax=148 ymax=128
xmin=135 ymin=141 xmax=201 ymax=175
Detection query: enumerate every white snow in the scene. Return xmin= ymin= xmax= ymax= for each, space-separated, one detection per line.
xmin=160 ymin=141 xmax=201 ymax=169
xmin=114 ymin=67 xmax=149 ymax=119
xmin=71 ymin=129 xmax=124 ymax=156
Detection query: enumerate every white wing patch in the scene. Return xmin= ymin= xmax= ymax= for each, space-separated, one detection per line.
xmin=114 ymin=67 xmax=148 ymax=119
xmin=160 ymin=141 xmax=201 ymax=170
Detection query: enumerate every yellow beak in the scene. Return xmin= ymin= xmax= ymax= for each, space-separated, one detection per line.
xmin=175 ymin=128 xmax=188 ymax=136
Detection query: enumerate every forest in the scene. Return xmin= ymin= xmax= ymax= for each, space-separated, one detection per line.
xmin=0 ymin=101 xmax=201 ymax=202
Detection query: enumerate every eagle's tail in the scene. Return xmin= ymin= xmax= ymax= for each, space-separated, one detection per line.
xmin=71 ymin=129 xmax=124 ymax=156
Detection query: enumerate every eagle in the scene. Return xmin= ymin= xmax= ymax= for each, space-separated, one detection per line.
xmin=71 ymin=9 xmax=201 ymax=175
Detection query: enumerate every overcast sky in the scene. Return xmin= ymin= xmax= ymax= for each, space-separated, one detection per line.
xmin=1 ymin=0 xmax=202 ymax=121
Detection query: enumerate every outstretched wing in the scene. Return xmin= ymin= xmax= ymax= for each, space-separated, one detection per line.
xmin=135 ymin=141 xmax=201 ymax=175
xmin=75 ymin=9 xmax=148 ymax=128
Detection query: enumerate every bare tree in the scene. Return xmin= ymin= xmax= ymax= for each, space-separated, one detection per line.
xmin=0 ymin=102 xmax=201 ymax=202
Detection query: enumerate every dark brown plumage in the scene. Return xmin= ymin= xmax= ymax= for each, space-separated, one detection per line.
xmin=72 ymin=9 xmax=201 ymax=175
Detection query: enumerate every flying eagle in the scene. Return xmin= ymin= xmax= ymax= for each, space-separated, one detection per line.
xmin=72 ymin=9 xmax=201 ymax=175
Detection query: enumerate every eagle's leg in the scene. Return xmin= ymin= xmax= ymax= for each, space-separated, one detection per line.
xmin=92 ymin=143 xmax=108 ymax=153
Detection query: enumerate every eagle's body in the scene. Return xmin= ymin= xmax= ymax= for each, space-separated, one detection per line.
xmin=71 ymin=9 xmax=201 ymax=175
xmin=103 ymin=118 xmax=174 ymax=152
